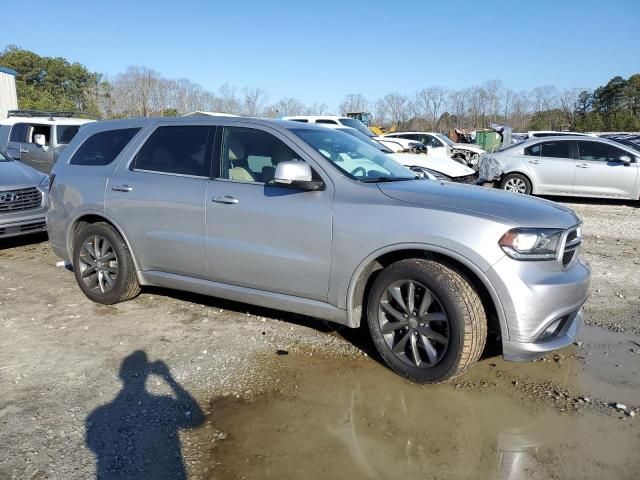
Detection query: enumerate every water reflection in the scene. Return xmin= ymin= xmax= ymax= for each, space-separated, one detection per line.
xmin=204 ymin=358 xmax=618 ymax=479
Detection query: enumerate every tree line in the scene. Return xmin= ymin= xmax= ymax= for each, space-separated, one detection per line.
xmin=1 ymin=45 xmax=638 ymax=132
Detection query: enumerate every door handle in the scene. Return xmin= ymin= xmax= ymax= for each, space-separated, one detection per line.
xmin=528 ymin=160 xmax=539 ymax=164
xmin=20 ymin=148 xmax=29 ymax=154
xmin=112 ymin=184 xmax=133 ymax=192
xmin=212 ymin=195 xmax=239 ymax=205
xmin=576 ymin=163 xmax=589 ymax=169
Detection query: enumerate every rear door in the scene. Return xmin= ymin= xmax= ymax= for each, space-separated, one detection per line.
xmin=105 ymin=124 xmax=214 ymax=278
xmin=523 ymin=140 xmax=575 ymax=195
xmin=573 ymin=140 xmax=639 ymax=197
xmin=205 ymin=125 xmax=333 ymax=301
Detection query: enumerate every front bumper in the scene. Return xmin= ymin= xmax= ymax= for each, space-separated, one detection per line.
xmin=502 ymin=308 xmax=582 ymax=361
xmin=0 ymin=210 xmax=47 ymax=239
xmin=486 ymin=253 xmax=591 ymax=361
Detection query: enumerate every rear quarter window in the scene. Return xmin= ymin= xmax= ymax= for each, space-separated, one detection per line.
xmin=69 ymin=128 xmax=140 ymax=166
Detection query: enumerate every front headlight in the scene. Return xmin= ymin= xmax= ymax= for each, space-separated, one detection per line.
xmin=499 ymin=228 xmax=564 ymax=260
xmin=38 ymin=175 xmax=49 ymax=188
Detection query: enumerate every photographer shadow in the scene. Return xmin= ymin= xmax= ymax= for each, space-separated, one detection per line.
xmin=86 ymin=351 xmax=204 ymax=480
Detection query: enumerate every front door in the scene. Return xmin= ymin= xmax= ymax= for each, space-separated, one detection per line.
xmin=573 ymin=140 xmax=639 ymax=197
xmin=523 ymin=140 xmax=576 ymax=195
xmin=105 ymin=124 xmax=214 ymax=278
xmin=7 ymin=122 xmax=54 ymax=173
xmin=206 ymin=125 xmax=333 ymax=302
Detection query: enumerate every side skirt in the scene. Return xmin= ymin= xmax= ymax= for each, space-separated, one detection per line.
xmin=138 ymin=271 xmax=350 ymax=326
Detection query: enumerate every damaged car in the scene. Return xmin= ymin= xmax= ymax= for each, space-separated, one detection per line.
xmin=382 ymin=131 xmax=486 ymax=167
xmin=478 ymin=136 xmax=640 ymax=199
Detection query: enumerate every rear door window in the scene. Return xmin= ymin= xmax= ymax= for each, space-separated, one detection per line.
xmin=134 ymin=126 xmax=213 ymax=176
xmin=70 ymin=128 xmax=140 ymax=166
xmin=57 ymin=125 xmax=81 ymax=144
xmin=524 ymin=144 xmax=541 ymax=156
xmin=540 ymin=141 xmax=573 ymax=159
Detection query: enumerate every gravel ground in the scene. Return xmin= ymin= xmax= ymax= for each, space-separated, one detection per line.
xmin=0 ymin=197 xmax=638 ymax=479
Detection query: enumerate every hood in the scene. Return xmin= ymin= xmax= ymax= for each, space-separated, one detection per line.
xmin=389 ymin=153 xmax=475 ymax=178
xmin=453 ymin=143 xmax=485 ymax=154
xmin=377 ymin=179 xmax=580 ymax=228
xmin=0 ymin=160 xmax=46 ymax=189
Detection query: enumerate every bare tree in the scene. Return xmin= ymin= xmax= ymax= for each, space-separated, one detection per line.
xmin=559 ymin=87 xmax=582 ymax=127
xmin=339 ymin=94 xmax=370 ymax=114
xmin=530 ymin=85 xmax=558 ymax=113
xmin=483 ymin=79 xmax=503 ymax=124
xmin=379 ymin=92 xmax=410 ymax=126
xmin=241 ymin=87 xmax=269 ymax=116
xmin=415 ymin=86 xmax=449 ymax=129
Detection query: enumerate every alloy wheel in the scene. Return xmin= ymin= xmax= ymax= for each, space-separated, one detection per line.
xmin=503 ymin=177 xmax=527 ymax=193
xmin=78 ymin=235 xmax=118 ymax=294
xmin=378 ymin=280 xmax=450 ymax=368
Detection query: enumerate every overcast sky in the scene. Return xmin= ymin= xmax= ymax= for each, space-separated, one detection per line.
xmin=2 ymin=0 xmax=639 ymax=110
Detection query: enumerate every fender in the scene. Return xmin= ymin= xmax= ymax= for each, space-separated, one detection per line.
xmin=344 ymin=242 xmax=508 ymax=339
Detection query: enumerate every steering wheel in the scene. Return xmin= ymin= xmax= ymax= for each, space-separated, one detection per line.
xmin=351 ymin=166 xmax=367 ymax=177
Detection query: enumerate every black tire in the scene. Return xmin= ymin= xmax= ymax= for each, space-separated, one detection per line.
xmin=72 ymin=222 xmax=140 ymax=304
xmin=500 ymin=173 xmax=532 ymax=195
xmin=367 ymin=258 xmax=487 ymax=384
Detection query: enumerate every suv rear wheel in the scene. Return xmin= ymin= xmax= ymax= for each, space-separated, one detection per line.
xmin=367 ymin=258 xmax=487 ymax=383
xmin=72 ymin=222 xmax=140 ymax=304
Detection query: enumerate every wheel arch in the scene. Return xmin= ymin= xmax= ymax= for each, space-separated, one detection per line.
xmin=346 ymin=245 xmax=506 ymax=343
xmin=66 ymin=211 xmax=142 ymax=274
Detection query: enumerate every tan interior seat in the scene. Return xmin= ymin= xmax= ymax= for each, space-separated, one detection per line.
xmin=227 ymin=137 xmax=255 ymax=181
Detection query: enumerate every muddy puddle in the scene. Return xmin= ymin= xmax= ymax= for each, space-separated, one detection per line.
xmin=197 ymin=326 xmax=640 ymax=479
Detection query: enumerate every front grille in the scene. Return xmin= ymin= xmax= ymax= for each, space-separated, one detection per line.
xmin=562 ymin=249 xmax=575 ymax=265
xmin=453 ymin=173 xmax=479 ymax=184
xmin=562 ymin=227 xmax=581 ymax=267
xmin=0 ymin=188 xmax=43 ymax=212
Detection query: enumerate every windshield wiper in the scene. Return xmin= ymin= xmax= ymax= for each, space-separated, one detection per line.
xmin=360 ymin=176 xmax=418 ymax=183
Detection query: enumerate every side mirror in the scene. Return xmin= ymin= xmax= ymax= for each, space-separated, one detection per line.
xmin=273 ymin=161 xmax=324 ymax=191
xmin=33 ymin=134 xmax=46 ymax=147
xmin=619 ymin=155 xmax=632 ymax=165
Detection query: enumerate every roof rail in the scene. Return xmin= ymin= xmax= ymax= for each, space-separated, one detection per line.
xmin=7 ymin=110 xmax=94 ymax=120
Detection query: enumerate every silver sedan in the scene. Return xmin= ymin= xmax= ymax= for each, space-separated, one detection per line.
xmin=478 ymin=136 xmax=640 ymax=199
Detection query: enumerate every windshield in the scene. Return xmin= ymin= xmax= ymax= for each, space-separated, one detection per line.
xmin=292 ymin=128 xmax=416 ymax=182
xmin=57 ymin=125 xmax=81 ymax=144
xmin=338 ymin=118 xmax=374 ymax=137
xmin=435 ymin=134 xmax=455 ymax=147
xmin=336 ymin=128 xmax=393 ymax=153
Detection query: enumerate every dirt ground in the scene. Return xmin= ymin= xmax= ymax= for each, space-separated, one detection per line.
xmin=0 ymin=197 xmax=639 ymax=480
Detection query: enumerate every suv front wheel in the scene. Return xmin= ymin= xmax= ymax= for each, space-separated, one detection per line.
xmin=72 ymin=222 xmax=140 ymax=304
xmin=367 ymin=258 xmax=487 ymax=383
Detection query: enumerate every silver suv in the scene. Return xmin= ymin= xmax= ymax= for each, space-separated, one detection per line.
xmin=47 ymin=117 xmax=591 ymax=383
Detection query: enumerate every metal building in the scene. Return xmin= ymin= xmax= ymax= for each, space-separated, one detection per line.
xmin=0 ymin=66 xmax=18 ymax=120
